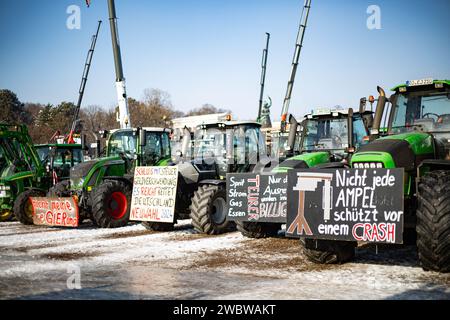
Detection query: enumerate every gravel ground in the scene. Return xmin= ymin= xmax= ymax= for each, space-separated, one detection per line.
xmin=0 ymin=221 xmax=449 ymax=300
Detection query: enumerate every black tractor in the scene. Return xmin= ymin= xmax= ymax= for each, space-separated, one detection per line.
xmin=142 ymin=120 xmax=268 ymax=234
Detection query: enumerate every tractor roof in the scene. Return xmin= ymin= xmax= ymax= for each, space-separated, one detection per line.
xmin=303 ymin=108 xmax=370 ymax=120
xmin=197 ymin=120 xmax=261 ymax=129
xmin=391 ymin=79 xmax=450 ymax=92
xmin=109 ymin=127 xmax=171 ymax=134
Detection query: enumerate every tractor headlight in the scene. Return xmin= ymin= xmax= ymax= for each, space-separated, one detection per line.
xmin=352 ymin=162 xmax=384 ymax=169
xmin=0 ymin=185 xmax=10 ymax=191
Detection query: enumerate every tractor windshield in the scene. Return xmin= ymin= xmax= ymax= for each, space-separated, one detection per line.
xmin=390 ymin=91 xmax=450 ymax=135
xmin=193 ymin=124 xmax=265 ymax=174
xmin=108 ymin=130 xmax=137 ymax=158
xmin=36 ymin=146 xmax=83 ymax=168
xmin=302 ymin=118 xmax=349 ymax=153
xmin=301 ymin=116 xmax=368 ymax=154
xmin=141 ymin=132 xmax=171 ymax=165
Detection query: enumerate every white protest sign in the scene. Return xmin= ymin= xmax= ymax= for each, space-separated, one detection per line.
xmin=130 ymin=166 xmax=178 ymax=223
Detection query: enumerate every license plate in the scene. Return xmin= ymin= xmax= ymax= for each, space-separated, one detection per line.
xmin=407 ymin=78 xmax=433 ymax=87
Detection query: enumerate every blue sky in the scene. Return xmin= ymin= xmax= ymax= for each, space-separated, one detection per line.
xmin=0 ymin=0 xmax=449 ymax=121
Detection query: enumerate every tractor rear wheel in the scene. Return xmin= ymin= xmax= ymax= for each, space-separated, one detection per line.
xmin=190 ymin=184 xmax=234 ymax=235
xmin=13 ymin=189 xmax=45 ymax=225
xmin=237 ymin=221 xmax=281 ymax=238
xmin=301 ymin=239 xmax=356 ymax=264
xmin=417 ymin=170 xmax=450 ymax=273
xmin=91 ymin=180 xmax=131 ymax=228
xmin=142 ymin=221 xmax=176 ymax=232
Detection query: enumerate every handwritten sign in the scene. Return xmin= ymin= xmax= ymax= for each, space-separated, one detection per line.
xmin=226 ymin=173 xmax=287 ymax=223
xmin=286 ymin=168 xmax=404 ymax=244
xmin=31 ymin=197 xmax=79 ymax=227
xmin=130 ymin=166 xmax=178 ymax=223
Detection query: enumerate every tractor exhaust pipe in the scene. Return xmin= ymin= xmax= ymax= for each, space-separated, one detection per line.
xmin=286 ymin=114 xmax=298 ymax=158
xmin=371 ymin=86 xmax=387 ymax=138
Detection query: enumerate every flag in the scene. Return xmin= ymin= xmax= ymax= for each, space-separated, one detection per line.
xmin=86 ymin=0 xmax=91 ymax=7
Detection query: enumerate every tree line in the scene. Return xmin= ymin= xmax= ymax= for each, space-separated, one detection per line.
xmin=0 ymin=88 xmax=229 ymax=144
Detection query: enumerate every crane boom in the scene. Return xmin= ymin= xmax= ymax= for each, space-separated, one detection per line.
xmin=257 ymin=32 xmax=270 ymax=123
xmin=280 ymin=0 xmax=311 ymax=132
xmin=67 ymin=20 xmax=102 ymax=144
xmin=107 ymin=0 xmax=131 ymax=129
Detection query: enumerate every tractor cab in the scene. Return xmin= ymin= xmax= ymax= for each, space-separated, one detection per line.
xmin=107 ymin=127 xmax=172 ymax=168
xmin=35 ymin=144 xmax=84 ymax=180
xmin=387 ymin=80 xmax=450 ymax=160
xmin=300 ymin=109 xmax=371 ymax=162
xmin=192 ymin=121 xmax=266 ymax=178
xmin=274 ymin=108 xmax=372 ymax=173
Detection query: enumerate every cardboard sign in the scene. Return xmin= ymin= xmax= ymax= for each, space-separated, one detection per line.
xmin=130 ymin=166 xmax=178 ymax=223
xmin=226 ymin=173 xmax=287 ymax=223
xmin=286 ymin=168 xmax=404 ymax=244
xmin=31 ymin=197 xmax=79 ymax=227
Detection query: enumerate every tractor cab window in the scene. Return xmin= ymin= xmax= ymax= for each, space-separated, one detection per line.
xmin=302 ymin=118 xmax=349 ymax=154
xmin=194 ymin=130 xmax=226 ymax=160
xmin=108 ymin=131 xmax=137 ymax=158
xmin=232 ymin=125 xmax=265 ymax=171
xmin=161 ymin=133 xmax=171 ymax=158
xmin=142 ymin=132 xmax=170 ymax=165
xmin=391 ymin=92 xmax=450 ymax=134
xmin=353 ymin=116 xmax=370 ymax=149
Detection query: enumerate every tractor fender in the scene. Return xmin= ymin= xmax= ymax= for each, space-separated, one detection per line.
xmin=103 ymin=176 xmax=133 ymax=189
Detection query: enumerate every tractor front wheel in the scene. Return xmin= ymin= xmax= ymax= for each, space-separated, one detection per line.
xmin=237 ymin=221 xmax=281 ymax=238
xmin=190 ymin=184 xmax=234 ymax=235
xmin=91 ymin=180 xmax=131 ymax=228
xmin=300 ymin=239 xmax=356 ymax=264
xmin=13 ymin=189 xmax=45 ymax=225
xmin=417 ymin=170 xmax=450 ymax=273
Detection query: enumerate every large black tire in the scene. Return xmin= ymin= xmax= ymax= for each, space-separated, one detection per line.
xmin=142 ymin=221 xmax=176 ymax=232
xmin=91 ymin=180 xmax=131 ymax=228
xmin=190 ymin=184 xmax=234 ymax=235
xmin=13 ymin=189 xmax=45 ymax=225
xmin=301 ymin=239 xmax=356 ymax=264
xmin=237 ymin=221 xmax=281 ymax=238
xmin=47 ymin=180 xmax=71 ymax=197
xmin=416 ymin=170 xmax=450 ymax=273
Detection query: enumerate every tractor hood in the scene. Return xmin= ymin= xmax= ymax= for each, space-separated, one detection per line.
xmin=351 ymin=132 xmax=434 ymax=170
xmin=69 ymin=156 xmax=124 ymax=189
xmin=273 ymin=152 xmax=330 ymax=173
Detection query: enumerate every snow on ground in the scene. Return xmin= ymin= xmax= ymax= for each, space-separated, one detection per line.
xmin=0 ymin=221 xmax=449 ymax=300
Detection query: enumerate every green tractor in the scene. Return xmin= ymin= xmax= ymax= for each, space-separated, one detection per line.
xmin=0 ymin=124 xmax=52 ymax=222
xmin=302 ymin=79 xmax=450 ymax=272
xmin=14 ymin=127 xmax=173 ymax=228
xmin=142 ymin=120 xmax=267 ymax=234
xmin=236 ymin=106 xmax=375 ymax=238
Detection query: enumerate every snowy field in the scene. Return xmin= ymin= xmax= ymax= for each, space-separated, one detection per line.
xmin=0 ymin=220 xmax=449 ymax=300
